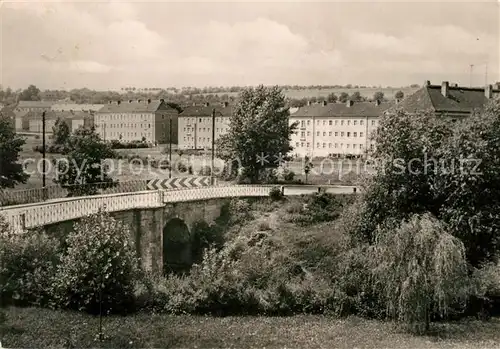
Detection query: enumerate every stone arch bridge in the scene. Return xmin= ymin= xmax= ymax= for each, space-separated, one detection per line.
xmin=0 ymin=184 xmax=356 ymax=274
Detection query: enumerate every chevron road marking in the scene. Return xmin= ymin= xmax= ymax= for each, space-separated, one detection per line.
xmin=146 ymin=177 xmax=212 ymax=190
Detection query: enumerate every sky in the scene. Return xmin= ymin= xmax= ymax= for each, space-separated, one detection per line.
xmin=1 ymin=0 xmax=499 ymax=90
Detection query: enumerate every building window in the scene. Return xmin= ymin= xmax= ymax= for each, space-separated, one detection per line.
xmin=354 ymin=120 xmax=358 ymax=125
xmin=341 ymin=132 xmax=345 ymax=136
xmin=335 ymin=143 xmax=338 ymax=148
xmin=301 ymin=142 xmax=304 ymax=147
xmin=341 ymin=120 xmax=344 ymax=125
xmin=329 ymin=120 xmax=332 ymax=125
xmin=353 ymin=144 xmax=357 ymax=149
xmin=307 ymin=120 xmax=310 ymax=126
xmin=323 ymin=132 xmax=326 ymax=136
xmin=360 ymin=120 xmax=364 ymax=125
xmin=360 ymin=132 xmax=364 ymax=137
xmin=301 ymin=120 xmax=305 ymax=127
xmin=306 ymin=142 xmax=310 ymax=147
xmin=317 ymin=142 xmax=320 ymax=148
xmin=317 ymin=120 xmax=320 ymax=125
xmin=323 ymin=143 xmax=326 ymax=148
xmin=360 ymin=144 xmax=364 ymax=149
xmin=296 ymin=142 xmax=299 ymax=147
xmin=301 ymin=131 xmax=305 ymax=137
xmin=329 ymin=131 xmax=332 ymax=136
xmin=316 ymin=131 xmax=320 ymax=136
xmin=371 ymin=120 xmax=375 ymax=126
xmin=347 ymin=132 xmax=351 ymax=137
xmin=322 ymin=120 xmax=326 ymax=125
xmin=340 ymin=143 xmax=344 ymax=148
xmin=335 ymin=132 xmax=338 ymax=136
xmin=328 ymin=143 xmax=332 ymax=148
xmin=335 ymin=120 xmax=338 ymax=125
xmin=307 ymin=131 xmax=310 ymax=136
xmin=347 ymin=120 xmax=351 ymax=125
xmin=353 ymin=132 xmax=357 ymax=137
xmin=347 ymin=144 xmax=350 ymax=148
xmin=199 ymin=118 xmax=202 ymax=122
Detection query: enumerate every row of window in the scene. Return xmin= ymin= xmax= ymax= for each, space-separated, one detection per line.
xmin=106 ymin=132 xmax=152 ymax=138
xmin=183 ymin=117 xmax=230 ymax=124
xmin=299 ymin=131 xmax=365 ymax=138
xmin=183 ymin=137 xmax=212 ymax=142
xmin=104 ymin=123 xmax=152 ymax=129
xmin=98 ymin=114 xmax=153 ymax=120
xmin=298 ymin=119 xmax=378 ymax=127
xmin=296 ymin=142 xmax=374 ymax=150
xmin=183 ymin=127 xmax=229 ymax=133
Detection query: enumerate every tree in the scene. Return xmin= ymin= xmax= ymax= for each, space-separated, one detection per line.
xmin=326 ymin=93 xmax=338 ymax=103
xmin=53 ymin=126 xmax=117 ymax=196
xmin=52 ymin=117 xmax=71 ymax=146
xmin=355 ymin=99 xmax=500 ymax=267
xmin=351 ymin=91 xmax=364 ymax=102
xmin=0 ymin=117 xmax=28 ymax=188
xmin=338 ymin=92 xmax=349 ymax=103
xmin=216 ymin=86 xmax=297 ymax=183
xmin=373 ymin=213 xmax=469 ymax=333
xmin=373 ymin=91 xmax=385 ymax=102
xmin=395 ymin=90 xmax=404 ymax=100
xmin=52 ymin=211 xmax=139 ymax=313
xmin=18 ymin=85 xmax=41 ymax=101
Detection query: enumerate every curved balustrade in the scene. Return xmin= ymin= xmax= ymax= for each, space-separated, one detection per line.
xmin=0 ymin=184 xmax=357 ymax=233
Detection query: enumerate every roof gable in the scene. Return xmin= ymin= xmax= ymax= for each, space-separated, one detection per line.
xmin=97 ymin=100 xmax=175 ymax=113
xmin=290 ymin=101 xmax=393 ymax=118
xmin=180 ymin=104 xmax=233 ymax=117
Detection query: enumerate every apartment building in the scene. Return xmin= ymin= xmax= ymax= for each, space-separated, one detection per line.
xmin=51 ymin=103 xmax=104 ymax=113
xmin=397 ymin=80 xmax=500 ymax=119
xmin=94 ymin=99 xmax=179 ymax=143
xmin=178 ymin=102 xmax=232 ymax=150
xmin=289 ymin=100 xmax=392 ymax=158
xmin=15 ymin=100 xmax=55 ymax=113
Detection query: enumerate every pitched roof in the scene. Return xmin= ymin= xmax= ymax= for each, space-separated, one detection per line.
xmin=24 ymin=110 xmax=91 ymax=121
xmin=290 ymin=101 xmax=393 ymax=118
xmin=180 ymin=103 xmax=233 ymax=117
xmin=17 ymin=101 xmax=55 ymax=108
xmin=397 ymin=84 xmax=500 ymax=114
xmin=97 ymin=100 xmax=172 ymax=113
xmin=51 ymin=103 xmax=104 ymax=112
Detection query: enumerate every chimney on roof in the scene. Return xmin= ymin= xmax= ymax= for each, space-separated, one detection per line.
xmin=424 ymin=80 xmax=431 ymax=86
xmin=441 ymin=81 xmax=449 ymax=97
xmin=306 ymin=101 xmax=311 ymax=106
xmin=374 ymin=99 xmax=381 ymax=106
xmin=138 ymin=99 xmax=142 ymax=103
xmin=322 ymin=100 xmax=327 ymax=106
xmin=223 ymin=101 xmax=229 ymax=107
xmin=346 ymin=100 xmax=354 ymax=107
xmin=205 ymin=102 xmax=210 ymax=107
xmin=147 ymin=99 xmax=151 ymax=104
xmin=129 ymin=100 xmax=132 ymax=103
xmin=485 ymin=84 xmax=493 ymax=99
xmin=117 ymin=100 xmax=121 ymax=105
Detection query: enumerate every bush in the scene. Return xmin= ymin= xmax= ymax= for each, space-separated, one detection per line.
xmin=269 ymin=186 xmax=283 ymax=201
xmin=51 ymin=212 xmax=139 ymax=314
xmin=228 ymin=199 xmax=253 ymax=224
xmin=191 ymin=220 xmax=225 ymax=264
xmin=287 ymin=193 xmax=353 ymax=226
xmin=0 ymin=219 xmax=60 ymax=307
xmin=283 ymin=170 xmax=296 ymax=182
xmin=198 ymin=165 xmax=212 ymax=176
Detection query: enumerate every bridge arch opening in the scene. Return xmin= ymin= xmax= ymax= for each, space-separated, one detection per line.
xmin=163 ymin=218 xmax=192 ymax=275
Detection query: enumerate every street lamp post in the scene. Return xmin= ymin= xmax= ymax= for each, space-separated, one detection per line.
xmin=211 ymin=108 xmax=215 ymax=184
xmin=169 ymin=116 xmax=172 ymax=179
xmin=42 ymin=111 xmax=47 ymax=200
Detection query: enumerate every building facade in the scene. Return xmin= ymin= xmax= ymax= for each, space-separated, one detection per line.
xmin=397 ymin=81 xmax=500 ymax=119
xmin=94 ymin=99 xmax=179 ymax=144
xmin=289 ymin=100 xmax=392 ymax=158
xmin=178 ymin=102 xmax=232 ymax=150
xmin=15 ymin=101 xmax=55 ymax=113
xmin=51 ymin=103 xmax=104 ymax=113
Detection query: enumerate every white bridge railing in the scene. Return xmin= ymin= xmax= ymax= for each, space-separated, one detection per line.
xmin=0 ymin=185 xmax=356 ymax=233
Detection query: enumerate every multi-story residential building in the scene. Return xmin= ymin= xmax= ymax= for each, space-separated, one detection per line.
xmin=398 ymin=80 xmax=500 ymax=119
xmin=289 ymin=100 xmax=392 ymax=158
xmin=94 ymin=99 xmax=178 ymax=144
xmin=178 ymin=102 xmax=232 ymax=150
xmin=51 ymin=103 xmax=104 ymax=113
xmin=27 ymin=111 xmax=58 ymax=134
xmin=15 ymin=100 xmax=55 ymax=113
xmin=27 ymin=110 xmax=94 ymax=134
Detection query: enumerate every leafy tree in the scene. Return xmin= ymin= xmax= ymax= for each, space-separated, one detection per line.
xmin=53 ymin=126 xmax=116 ymax=196
xmin=356 ymin=99 xmax=500 ymax=266
xmin=351 ymin=91 xmax=364 ymax=102
xmin=338 ymin=92 xmax=349 ymax=103
xmin=0 ymin=117 xmax=28 ymax=188
xmin=52 ymin=211 xmax=139 ymax=313
xmin=52 ymin=117 xmax=71 ymax=146
xmin=18 ymin=85 xmax=41 ymax=101
xmin=326 ymin=93 xmax=338 ymax=103
xmin=395 ymin=90 xmax=404 ymax=100
xmin=373 ymin=213 xmax=469 ymax=333
xmin=373 ymin=91 xmax=385 ymax=102
xmin=216 ymin=86 xmax=297 ymax=183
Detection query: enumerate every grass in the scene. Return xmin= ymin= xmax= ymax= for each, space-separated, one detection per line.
xmin=2 ymin=307 xmax=500 ymax=348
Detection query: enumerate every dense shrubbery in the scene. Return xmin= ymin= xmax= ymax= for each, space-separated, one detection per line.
xmin=110 ymin=140 xmax=151 ymax=149
xmin=32 ymin=144 xmax=65 ymax=154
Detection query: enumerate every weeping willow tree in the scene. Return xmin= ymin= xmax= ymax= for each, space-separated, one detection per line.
xmin=371 ymin=213 xmax=470 ymax=333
